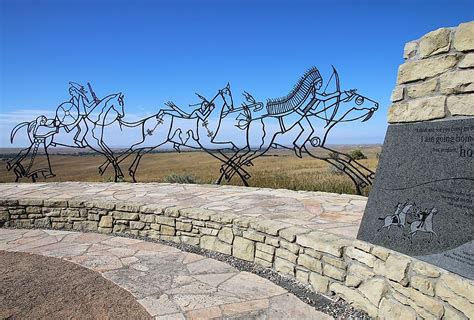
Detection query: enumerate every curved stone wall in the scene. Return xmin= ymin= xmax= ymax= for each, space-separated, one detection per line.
xmin=1 ymin=198 xmax=472 ymax=319
xmin=389 ymin=21 xmax=474 ymax=123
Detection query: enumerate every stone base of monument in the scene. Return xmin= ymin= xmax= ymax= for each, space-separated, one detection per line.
xmin=358 ymin=118 xmax=473 ymax=280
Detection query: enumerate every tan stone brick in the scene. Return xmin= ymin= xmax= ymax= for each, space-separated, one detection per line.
xmin=73 ymin=221 xmax=98 ymax=232
xmin=459 ymin=53 xmax=474 ymax=68
xmin=139 ymin=203 xmax=164 ymax=214
xmin=98 ymin=227 xmax=112 ymax=234
xmin=330 ymin=283 xmax=377 ymax=318
xmin=242 ymin=230 xmax=265 ymax=242
xmin=309 ymin=272 xmax=329 ymax=293
xmin=404 ymin=41 xmax=418 ymax=60
xmin=155 ymin=216 xmax=175 ymax=226
xmin=164 ymin=206 xmax=182 ymax=217
xmin=397 ymin=54 xmax=457 ymax=84
xmin=176 ymin=221 xmax=192 ymax=232
xmin=297 ymin=254 xmax=322 ymax=273
xmin=418 ymin=27 xmax=452 ymax=58
xmin=250 ymin=219 xmax=292 ymax=236
xmin=115 ymin=202 xmax=140 ymax=212
xmin=279 ymin=240 xmax=299 ymax=254
xmin=353 ymin=240 xmax=372 ymax=253
xmin=99 ymin=215 xmax=113 ymax=228
xmin=304 ymin=248 xmax=322 ymax=259
xmin=160 ymin=225 xmax=175 ymax=236
xmin=200 ymin=235 xmax=231 ymax=255
xmin=275 ymin=248 xmax=297 ymax=263
xmin=358 ymin=278 xmax=387 ymax=306
xmin=443 ymin=305 xmax=468 ymax=320
xmin=345 ymin=247 xmax=376 ymax=267
xmin=112 ymin=211 xmax=138 ymax=221
xmin=388 ymin=96 xmax=446 ymax=123
xmin=264 ymin=235 xmax=279 ymax=247
xmin=209 ymin=212 xmax=237 ymax=224
xmin=113 ymin=224 xmax=128 ymax=233
xmin=440 ymin=69 xmax=474 ymax=94
xmin=391 ymin=86 xmax=404 ymax=102
xmin=180 ymin=207 xmax=214 ymax=221
xmin=205 ymin=221 xmax=222 ymax=230
xmin=19 ymin=199 xmax=43 ymax=206
xmin=345 ymin=274 xmax=363 ymax=287
xmin=232 ymin=237 xmax=255 ymax=262
xmin=453 ymin=21 xmax=474 ymax=52
xmin=256 ymin=242 xmax=275 ymax=255
xmin=139 ymin=213 xmax=155 ymax=223
xmin=438 ymin=273 xmax=474 ymax=303
xmin=296 ymin=231 xmax=350 ymax=257
xmin=378 ymin=298 xmax=417 ymax=320
xmin=413 ymin=261 xmax=440 ymax=278
xmin=296 ymin=268 xmax=309 ymax=284
xmin=255 ymin=249 xmax=273 ymax=262
xmin=181 ymin=236 xmax=199 ymax=246
xmin=254 ymin=257 xmax=272 ymax=268
xmin=447 ymin=94 xmax=474 ymax=116
xmin=279 ymin=226 xmax=310 ymax=242
xmin=322 ymin=255 xmax=346 ymax=269
xmin=406 ymin=78 xmax=438 ymax=98
xmin=371 ymin=246 xmax=390 ymax=261
xmin=374 ymin=254 xmax=410 ymax=285
xmin=218 ymin=227 xmax=234 ymax=244
xmin=44 ymin=200 xmax=68 ymax=207
xmin=410 ymin=275 xmax=434 ymax=296
xmin=200 ymin=227 xmax=219 ymax=236
xmin=26 ymin=206 xmax=42 ymax=214
xmin=274 ymin=257 xmax=294 ymax=276
xmin=391 ymin=281 xmax=444 ymax=318
xmin=347 ymin=263 xmax=375 ymax=283
xmin=323 ymin=264 xmax=345 ymax=281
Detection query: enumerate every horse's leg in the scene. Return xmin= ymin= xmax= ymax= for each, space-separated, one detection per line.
xmin=128 ymin=146 xmax=162 ymax=182
xmin=304 ymin=146 xmax=367 ymax=195
xmin=213 ymin=150 xmax=250 ymax=186
xmin=320 ymin=146 xmax=375 ymax=184
xmin=98 ymin=138 xmax=124 ymax=180
xmin=7 ymin=146 xmax=32 ymax=170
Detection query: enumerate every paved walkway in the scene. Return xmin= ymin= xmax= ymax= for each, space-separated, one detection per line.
xmin=0 ymin=182 xmax=366 ymax=238
xmin=0 ymin=228 xmax=331 ymax=319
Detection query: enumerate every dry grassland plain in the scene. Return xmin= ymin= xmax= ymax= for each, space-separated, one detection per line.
xmin=0 ymin=146 xmax=380 ymax=196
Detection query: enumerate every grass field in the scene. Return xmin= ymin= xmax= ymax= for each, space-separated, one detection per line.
xmin=0 ymin=146 xmax=381 ymax=196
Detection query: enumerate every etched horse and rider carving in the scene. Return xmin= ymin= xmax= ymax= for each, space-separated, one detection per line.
xmin=6 ymin=67 xmax=379 ymax=194
xmin=378 ymin=201 xmax=439 ymax=242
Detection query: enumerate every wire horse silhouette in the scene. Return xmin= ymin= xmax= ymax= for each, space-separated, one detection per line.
xmin=6 ymin=67 xmax=379 ymax=194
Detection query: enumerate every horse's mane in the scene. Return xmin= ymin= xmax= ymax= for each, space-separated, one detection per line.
xmin=266 ymin=66 xmax=321 ymax=115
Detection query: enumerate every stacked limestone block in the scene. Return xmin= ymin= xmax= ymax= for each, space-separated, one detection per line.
xmin=389 ymin=21 xmax=474 ymax=123
xmin=1 ymin=199 xmax=473 ymax=319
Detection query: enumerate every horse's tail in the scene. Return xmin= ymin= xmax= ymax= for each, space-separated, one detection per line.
xmin=378 ymin=217 xmax=384 ymax=220
xmin=10 ymin=122 xmax=31 ymax=143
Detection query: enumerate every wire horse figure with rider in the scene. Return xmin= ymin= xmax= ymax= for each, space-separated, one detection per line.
xmin=6 ymin=66 xmax=378 ymax=194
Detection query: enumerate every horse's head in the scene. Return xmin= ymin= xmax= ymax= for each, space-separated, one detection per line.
xmin=218 ymin=82 xmax=234 ymax=112
xmin=328 ymin=91 xmax=378 ymax=126
xmin=116 ymin=93 xmax=125 ymax=119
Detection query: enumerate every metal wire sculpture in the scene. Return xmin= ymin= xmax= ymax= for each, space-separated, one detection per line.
xmin=7 ymin=67 xmax=379 ymax=194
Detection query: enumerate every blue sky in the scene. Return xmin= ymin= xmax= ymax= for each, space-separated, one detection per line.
xmin=1 ymin=0 xmax=473 ymax=147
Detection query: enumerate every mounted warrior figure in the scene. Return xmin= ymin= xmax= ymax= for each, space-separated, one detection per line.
xmin=219 ymin=67 xmax=350 ymax=180
xmin=56 ymin=82 xmax=100 ymax=147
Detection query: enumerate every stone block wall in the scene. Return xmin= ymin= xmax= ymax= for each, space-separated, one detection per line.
xmin=389 ymin=21 xmax=474 ymax=123
xmin=1 ymin=198 xmax=473 ymax=319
